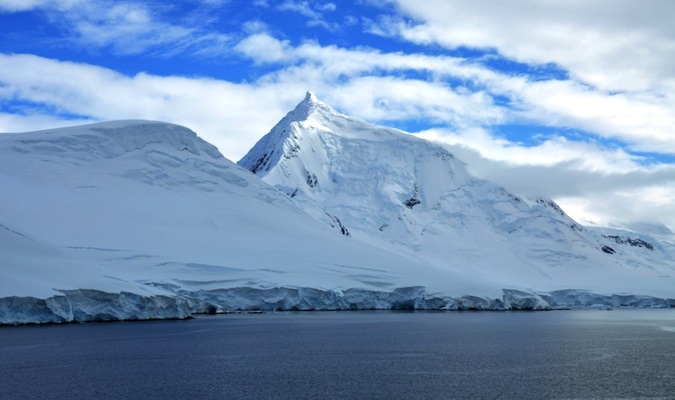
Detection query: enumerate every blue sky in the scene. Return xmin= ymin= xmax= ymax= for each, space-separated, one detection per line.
xmin=1 ymin=0 xmax=675 ymax=231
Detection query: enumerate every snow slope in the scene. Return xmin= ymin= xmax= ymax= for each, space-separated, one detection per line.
xmin=239 ymin=92 xmax=675 ymax=299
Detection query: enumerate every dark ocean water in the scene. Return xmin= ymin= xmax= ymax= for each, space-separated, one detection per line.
xmin=1 ymin=310 xmax=674 ymax=399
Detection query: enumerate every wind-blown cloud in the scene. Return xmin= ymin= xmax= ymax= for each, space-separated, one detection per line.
xmin=1 ymin=0 xmax=232 ymax=56
xmin=234 ymin=32 xmax=506 ymax=126
xmin=276 ymin=1 xmax=339 ymax=31
xmin=234 ymin=31 xmax=675 ymax=155
xmin=367 ymin=1 xmax=675 ymax=151
xmin=381 ymin=0 xmax=675 ymax=93
xmin=0 ymin=0 xmax=50 ymax=12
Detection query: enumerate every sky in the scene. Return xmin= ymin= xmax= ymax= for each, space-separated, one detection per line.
xmin=1 ymin=0 xmax=674 ymax=234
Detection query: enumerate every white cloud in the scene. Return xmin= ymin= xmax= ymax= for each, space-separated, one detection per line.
xmin=317 ymin=3 xmax=336 ymax=12
xmin=199 ymin=0 xmax=230 ymax=5
xmin=66 ymin=3 xmax=193 ymax=55
xmin=235 ymin=33 xmax=292 ymax=63
xmin=276 ymin=0 xmax=339 ymax=30
xmin=353 ymin=0 xmax=675 ymax=230
xmin=233 ymin=33 xmax=507 ymax=125
xmin=329 ymin=76 xmax=502 ymax=127
xmin=0 ymin=112 xmax=94 ymax=133
xmin=416 ymin=127 xmax=643 ymax=173
xmin=0 ymin=53 xmax=298 ymax=160
xmin=515 ymin=80 xmax=675 ymax=154
xmin=385 ymin=0 xmax=675 ymax=93
xmin=343 ymin=15 xmax=358 ymax=26
xmin=416 ymin=127 xmax=675 ymax=230
xmin=234 ymin=32 xmax=675 ymax=157
xmin=2 ymin=0 xmax=232 ymax=56
xmin=555 ymin=182 xmax=675 ymax=231
xmin=365 ymin=1 xmax=675 ymax=152
xmin=0 ymin=0 xmax=51 ymax=11
xmin=278 ymin=0 xmax=317 ymax=17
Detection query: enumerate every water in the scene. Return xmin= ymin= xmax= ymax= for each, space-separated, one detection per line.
xmin=1 ymin=310 xmax=675 ymax=399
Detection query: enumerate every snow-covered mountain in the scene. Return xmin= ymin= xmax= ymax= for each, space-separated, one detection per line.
xmin=239 ymin=92 xmax=675 ymax=299
xmin=1 ymin=96 xmax=674 ymax=324
xmin=0 ymin=120 xmax=506 ymax=323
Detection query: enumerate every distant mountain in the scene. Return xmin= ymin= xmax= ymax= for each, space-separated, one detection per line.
xmin=1 ymin=98 xmax=674 ymax=324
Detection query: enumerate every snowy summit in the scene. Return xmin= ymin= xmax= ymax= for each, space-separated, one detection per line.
xmin=1 ymin=95 xmax=674 ymax=324
xmin=240 ymin=93 xmax=675 ymax=297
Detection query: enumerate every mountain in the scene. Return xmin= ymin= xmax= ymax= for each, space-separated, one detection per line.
xmin=1 ymin=98 xmax=674 ymax=324
xmin=0 ymin=120 xmax=510 ymax=324
xmin=239 ymin=92 xmax=675 ymax=299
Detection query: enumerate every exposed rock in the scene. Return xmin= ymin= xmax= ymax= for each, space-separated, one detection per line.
xmin=603 ymin=235 xmax=655 ymax=250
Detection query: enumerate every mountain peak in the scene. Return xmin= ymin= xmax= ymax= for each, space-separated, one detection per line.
xmin=305 ymin=90 xmax=318 ymax=103
xmin=238 ymin=92 xmax=343 ymax=175
xmin=287 ymin=91 xmax=336 ymax=123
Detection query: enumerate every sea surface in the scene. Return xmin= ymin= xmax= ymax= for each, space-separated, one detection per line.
xmin=1 ymin=310 xmax=675 ymax=399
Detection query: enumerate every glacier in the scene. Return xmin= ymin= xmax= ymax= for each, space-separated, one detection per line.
xmin=3 ymin=286 xmax=674 ymax=325
xmin=1 ymin=98 xmax=674 ymax=325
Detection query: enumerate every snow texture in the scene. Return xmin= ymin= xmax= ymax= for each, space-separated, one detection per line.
xmin=1 ymin=99 xmax=674 ymax=324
